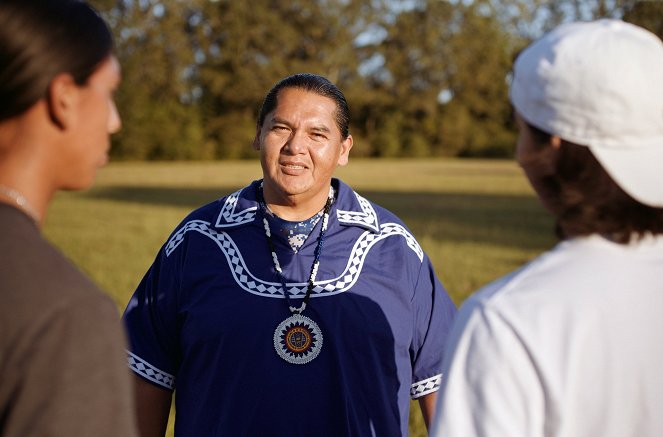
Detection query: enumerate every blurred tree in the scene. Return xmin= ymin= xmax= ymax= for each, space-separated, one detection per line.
xmin=442 ymin=1 xmax=516 ymax=157
xmin=367 ymin=0 xmax=516 ymax=157
xmin=94 ymin=0 xmax=209 ymax=160
xmin=623 ymin=0 xmax=663 ymax=39
xmin=196 ymin=0 xmax=386 ymax=158
xmin=89 ymin=0 xmax=663 ymax=161
xmin=490 ymin=0 xmax=663 ymax=37
xmin=371 ymin=111 xmax=404 ymax=157
xmin=368 ymin=0 xmax=455 ymax=156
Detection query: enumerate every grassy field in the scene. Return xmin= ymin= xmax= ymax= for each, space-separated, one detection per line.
xmin=43 ymin=158 xmax=555 ymax=436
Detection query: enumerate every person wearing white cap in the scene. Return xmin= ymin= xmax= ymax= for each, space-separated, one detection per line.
xmin=430 ymin=19 xmax=663 ymax=437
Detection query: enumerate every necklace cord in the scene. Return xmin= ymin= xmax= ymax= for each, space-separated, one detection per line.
xmin=0 ymin=184 xmax=39 ymax=223
xmin=257 ymin=184 xmax=333 ymax=315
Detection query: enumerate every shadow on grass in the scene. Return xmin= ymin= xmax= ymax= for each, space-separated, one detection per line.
xmin=82 ymin=185 xmax=242 ymax=208
xmin=82 ymin=185 xmax=554 ymax=252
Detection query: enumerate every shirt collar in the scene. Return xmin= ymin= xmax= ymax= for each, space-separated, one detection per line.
xmin=213 ymin=178 xmax=380 ymax=233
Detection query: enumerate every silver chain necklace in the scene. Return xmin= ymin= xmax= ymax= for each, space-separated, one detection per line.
xmin=0 ymin=184 xmax=39 ymax=223
xmin=257 ymin=184 xmax=334 ymax=364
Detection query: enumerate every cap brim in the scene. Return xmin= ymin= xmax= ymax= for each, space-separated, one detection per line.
xmin=589 ymin=143 xmax=663 ymax=207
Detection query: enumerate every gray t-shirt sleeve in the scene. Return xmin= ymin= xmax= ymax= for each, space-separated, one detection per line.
xmin=2 ymin=295 xmax=137 ymax=437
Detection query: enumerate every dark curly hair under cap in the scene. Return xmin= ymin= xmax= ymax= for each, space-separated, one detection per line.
xmin=0 ymin=0 xmax=113 ymax=121
xmin=525 ymin=123 xmax=663 ymax=244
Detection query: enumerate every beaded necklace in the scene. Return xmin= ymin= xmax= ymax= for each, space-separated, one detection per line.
xmin=264 ymin=209 xmax=323 ymax=253
xmin=257 ymin=184 xmax=333 ymax=364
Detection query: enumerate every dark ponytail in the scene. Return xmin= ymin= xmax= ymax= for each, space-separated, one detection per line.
xmin=0 ymin=0 xmax=113 ymax=121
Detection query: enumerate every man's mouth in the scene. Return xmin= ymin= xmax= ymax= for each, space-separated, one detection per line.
xmin=281 ymin=163 xmax=307 ymax=170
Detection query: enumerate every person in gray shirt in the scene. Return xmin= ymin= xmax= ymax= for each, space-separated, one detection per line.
xmin=0 ymin=1 xmax=137 ymax=435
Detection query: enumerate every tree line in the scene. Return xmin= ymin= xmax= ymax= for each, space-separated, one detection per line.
xmin=90 ymin=0 xmax=663 ymax=160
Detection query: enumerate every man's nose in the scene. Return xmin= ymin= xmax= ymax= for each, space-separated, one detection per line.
xmin=284 ymin=131 xmax=306 ymax=154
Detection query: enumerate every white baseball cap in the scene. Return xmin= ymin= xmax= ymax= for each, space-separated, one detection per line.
xmin=510 ymin=19 xmax=663 ymax=207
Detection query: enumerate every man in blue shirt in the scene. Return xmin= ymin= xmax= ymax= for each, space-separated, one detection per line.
xmin=124 ymin=73 xmax=456 ymax=436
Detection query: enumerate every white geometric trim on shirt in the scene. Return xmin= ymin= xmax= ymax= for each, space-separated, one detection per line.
xmin=214 ymin=187 xmax=257 ymax=228
xmin=336 ymin=191 xmax=379 ymax=233
xmin=214 ymin=187 xmax=379 ymax=232
xmin=127 ymin=350 xmax=175 ymax=390
xmin=164 ymin=220 xmax=424 ymax=298
xmin=410 ymin=374 xmax=442 ymax=399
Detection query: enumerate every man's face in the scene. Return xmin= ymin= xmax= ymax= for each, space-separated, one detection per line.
xmin=253 ymin=87 xmax=352 ymax=207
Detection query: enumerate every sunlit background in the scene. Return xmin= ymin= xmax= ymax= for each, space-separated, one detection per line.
xmin=88 ymin=0 xmax=662 ymax=160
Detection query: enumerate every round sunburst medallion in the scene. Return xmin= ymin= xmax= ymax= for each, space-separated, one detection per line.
xmin=274 ymin=314 xmax=323 ymax=364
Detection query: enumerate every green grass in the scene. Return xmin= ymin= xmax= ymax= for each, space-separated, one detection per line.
xmin=43 ymin=158 xmax=556 ymax=436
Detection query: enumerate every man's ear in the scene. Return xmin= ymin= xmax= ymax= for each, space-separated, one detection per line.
xmin=252 ymin=126 xmax=262 ymax=151
xmin=47 ymin=73 xmax=78 ymax=130
xmin=550 ymin=135 xmax=562 ymax=150
xmin=337 ymin=134 xmax=353 ymax=166
xmin=539 ymin=135 xmax=562 ymax=175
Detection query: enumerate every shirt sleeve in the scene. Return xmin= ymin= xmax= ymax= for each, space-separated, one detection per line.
xmin=122 ymin=241 xmax=183 ymax=391
xmin=7 ymin=295 xmax=138 ymax=437
xmin=430 ymin=297 xmax=544 ymax=437
xmin=409 ymin=255 xmax=457 ymax=399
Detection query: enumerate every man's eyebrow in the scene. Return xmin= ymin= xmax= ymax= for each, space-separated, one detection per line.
xmin=310 ymin=125 xmax=331 ymax=133
xmin=270 ymin=117 xmax=291 ymax=126
xmin=270 ymin=117 xmax=332 ymax=133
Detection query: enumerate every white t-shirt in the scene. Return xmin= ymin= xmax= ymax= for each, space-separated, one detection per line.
xmin=431 ymin=234 xmax=663 ymax=437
